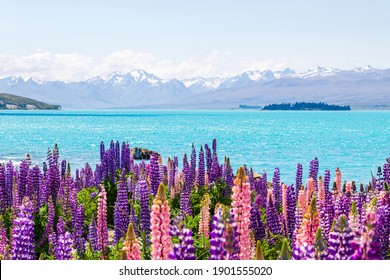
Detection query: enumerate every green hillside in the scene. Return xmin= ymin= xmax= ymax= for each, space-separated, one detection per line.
xmin=0 ymin=93 xmax=61 ymax=110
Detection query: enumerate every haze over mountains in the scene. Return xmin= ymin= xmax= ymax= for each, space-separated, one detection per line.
xmin=0 ymin=66 xmax=389 ymax=109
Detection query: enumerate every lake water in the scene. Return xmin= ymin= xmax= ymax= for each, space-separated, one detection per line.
xmin=0 ymin=110 xmax=389 ymax=184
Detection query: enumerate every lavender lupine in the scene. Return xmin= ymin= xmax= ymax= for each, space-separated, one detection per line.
xmin=209 ymin=152 xmax=219 ymax=184
xmin=139 ymin=179 xmax=151 ymax=239
xmin=88 ymin=216 xmax=98 ymax=251
xmin=272 ymin=167 xmax=282 ymax=210
xmin=114 ymin=170 xmax=130 ymax=243
xmin=12 ymin=197 xmax=35 ymax=260
xmin=56 ymin=231 xmax=73 ymax=260
xmin=169 ymin=216 xmax=196 ymax=260
xmin=197 ymin=146 xmax=205 ymax=186
xmin=327 ymin=215 xmax=355 ymax=260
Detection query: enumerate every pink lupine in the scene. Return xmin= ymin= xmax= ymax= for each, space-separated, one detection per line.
xmin=123 ymin=223 xmax=141 ymax=260
xmin=318 ymin=176 xmax=325 ymax=204
xmin=297 ymin=187 xmax=307 ymax=213
xmin=150 ymin=183 xmax=172 ymax=260
xmin=97 ymin=186 xmax=108 ymax=257
xmin=231 ymin=167 xmax=251 ymax=260
xmin=306 ymin=177 xmax=315 ymax=205
xmin=335 ymin=168 xmax=342 ymax=196
xmin=198 ymin=193 xmax=211 ymax=238
xmin=295 ymin=197 xmax=320 ymax=247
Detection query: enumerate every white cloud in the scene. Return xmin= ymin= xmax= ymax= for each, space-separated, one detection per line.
xmin=0 ymin=49 xmax=290 ymax=81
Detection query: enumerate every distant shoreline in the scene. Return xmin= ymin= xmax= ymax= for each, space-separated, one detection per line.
xmin=240 ymin=102 xmax=351 ymax=111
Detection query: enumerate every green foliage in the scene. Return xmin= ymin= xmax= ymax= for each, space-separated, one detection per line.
xmin=82 ymin=242 xmax=102 ymax=260
xmin=34 ymin=205 xmax=49 ymax=257
xmin=262 ymin=234 xmax=284 ymax=260
xmin=107 ymin=238 xmax=124 ymax=260
xmin=183 ymin=214 xmax=200 ymax=234
xmin=103 ymin=178 xmax=118 ymax=225
xmin=140 ymin=231 xmax=151 ymax=260
xmin=0 ymin=210 xmax=13 ymax=240
xmin=77 ymin=187 xmax=99 ymax=231
xmin=194 ymin=234 xmax=210 ymax=260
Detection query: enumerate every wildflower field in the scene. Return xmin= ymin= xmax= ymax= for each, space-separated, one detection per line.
xmin=0 ymin=139 xmax=389 ymax=260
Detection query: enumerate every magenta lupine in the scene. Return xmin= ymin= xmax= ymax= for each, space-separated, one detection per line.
xmin=272 ymin=167 xmax=282 ymax=210
xmin=97 ymin=186 xmax=108 ymax=256
xmin=149 ymin=152 xmax=160 ymax=196
xmin=11 ymin=197 xmax=35 ymax=260
xmin=150 ymin=184 xmax=172 ymax=260
xmin=209 ymin=206 xmax=226 ymax=260
xmin=88 ymin=216 xmax=98 ymax=251
xmin=114 ymin=170 xmax=130 ymax=243
xmin=231 ymin=167 xmax=251 ymax=260
xmin=170 ymin=216 xmax=196 ymax=260
xmin=55 ymin=231 xmax=73 ymax=260
xmin=197 ymin=146 xmax=205 ymax=186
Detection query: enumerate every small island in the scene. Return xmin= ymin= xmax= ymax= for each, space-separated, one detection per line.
xmin=0 ymin=93 xmax=61 ymax=110
xmin=262 ymin=102 xmax=351 ymax=111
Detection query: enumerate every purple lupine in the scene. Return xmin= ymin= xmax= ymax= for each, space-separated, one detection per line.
xmin=114 ymin=141 xmax=120 ymax=169
xmin=88 ymin=216 xmax=98 ymax=251
xmin=5 ymin=161 xmax=14 ymax=209
xmin=250 ymin=203 xmax=266 ymax=241
xmin=327 ymin=215 xmax=355 ymax=260
xmin=323 ymin=169 xmax=331 ymax=192
xmin=57 ymin=216 xmax=65 ymax=237
xmin=212 ymin=138 xmax=217 ymax=154
xmin=158 ymin=156 xmax=165 ymax=184
xmin=205 ymin=144 xmax=212 ymax=179
xmin=190 ymin=144 xmax=196 ymax=186
xmin=248 ymin=167 xmax=254 ymax=191
xmin=266 ymin=193 xmax=282 ymax=235
xmin=56 ymin=231 xmax=73 ymax=260
xmin=139 ymin=179 xmax=151 ymax=238
xmin=0 ymin=164 xmax=6 ymax=211
xmin=335 ymin=194 xmax=349 ymax=219
xmin=120 ymin=142 xmax=127 ymax=172
xmin=292 ymin=243 xmax=315 ymax=260
xmin=114 ymin=170 xmax=130 ymax=243
xmin=0 ymin=218 xmax=8 ymax=258
xmin=272 ymin=167 xmax=282 ymax=210
xmin=149 ymin=152 xmax=160 ymax=196
xmin=17 ymin=160 xmax=29 ymax=204
xmin=74 ymin=204 xmax=85 ymax=256
xmin=11 ymin=197 xmax=35 ymax=260
xmin=197 ymin=145 xmax=205 ymax=186
xmin=209 ymin=152 xmax=219 ymax=184
xmin=129 ymin=201 xmax=138 ymax=236
xmin=38 ymin=198 xmax=55 ymax=247
xmin=61 ymin=160 xmax=67 ymax=180
xmin=169 ymin=216 xmax=196 ymax=260
xmin=295 ymin=163 xmax=303 ymax=197
xmin=209 ymin=207 xmax=226 ymax=260
xmin=100 ymin=141 xmax=105 ymax=162
xmin=309 ymin=158 xmax=319 ymax=187
xmin=286 ymin=185 xmax=296 ymax=241
xmin=376 ymin=192 xmax=390 ymax=259
xmin=180 ymin=162 xmax=192 ymax=216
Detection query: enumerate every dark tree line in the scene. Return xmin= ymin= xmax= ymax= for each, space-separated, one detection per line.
xmin=262 ymin=102 xmax=351 ymax=111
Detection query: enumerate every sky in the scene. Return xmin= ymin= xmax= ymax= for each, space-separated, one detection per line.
xmin=0 ymin=0 xmax=389 ymax=81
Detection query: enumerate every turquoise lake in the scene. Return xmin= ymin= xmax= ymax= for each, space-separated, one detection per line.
xmin=0 ymin=110 xmax=389 ymax=185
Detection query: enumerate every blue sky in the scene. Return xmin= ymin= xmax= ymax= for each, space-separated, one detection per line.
xmin=0 ymin=0 xmax=389 ymax=80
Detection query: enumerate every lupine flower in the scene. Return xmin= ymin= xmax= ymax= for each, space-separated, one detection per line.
xmin=11 ymin=197 xmax=35 ymax=260
xmin=197 ymin=146 xmax=205 ymax=186
xmin=295 ymin=163 xmax=303 ymax=197
xmin=150 ymin=184 xmax=172 ymax=260
xmin=318 ymin=176 xmax=325 ymax=204
xmin=297 ymin=186 xmax=307 ymax=213
xmin=123 ymin=223 xmax=141 ymax=260
xmin=272 ymin=167 xmax=281 ymax=210
xmin=250 ymin=203 xmax=266 ymax=241
xmin=97 ymin=186 xmax=108 ymax=256
xmin=231 ymin=167 xmax=251 ymax=260
xmin=114 ymin=170 xmax=130 ymax=243
xmin=292 ymin=243 xmax=315 ymax=260
xmin=334 ymin=167 xmax=342 ymax=196
xmin=149 ymin=153 xmax=160 ymax=196
xmin=210 ymin=152 xmax=219 ymax=184
xmin=313 ymin=227 xmax=327 ymax=260
xmin=139 ymin=179 xmax=151 ymax=240
xmin=0 ymin=217 xmax=9 ymax=259
xmin=56 ymin=231 xmax=73 ymax=260
xmin=295 ymin=197 xmax=320 ymax=247
xmin=169 ymin=216 xmax=196 ymax=260
xmin=327 ymin=215 xmax=355 ymax=260
xmin=266 ymin=193 xmax=282 ymax=235
xmin=209 ymin=206 xmax=226 ymax=260
xmin=285 ymin=185 xmax=296 ymax=241
xmin=199 ymin=193 xmax=211 ymax=238
xmin=306 ymin=177 xmax=316 ymax=205
xmin=88 ymin=216 xmax=98 ymax=251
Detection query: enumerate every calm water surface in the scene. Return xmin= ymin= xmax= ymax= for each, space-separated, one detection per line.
xmin=0 ymin=110 xmax=389 ymax=184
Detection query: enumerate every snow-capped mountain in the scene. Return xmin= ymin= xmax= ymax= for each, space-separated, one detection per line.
xmin=0 ymin=66 xmax=390 ymax=109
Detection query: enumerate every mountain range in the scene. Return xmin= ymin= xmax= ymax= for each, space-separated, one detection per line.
xmin=0 ymin=66 xmax=389 ymax=109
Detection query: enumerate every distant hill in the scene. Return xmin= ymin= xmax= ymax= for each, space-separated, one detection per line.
xmin=0 ymin=93 xmax=61 ymax=110
xmin=262 ymin=102 xmax=351 ymax=111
